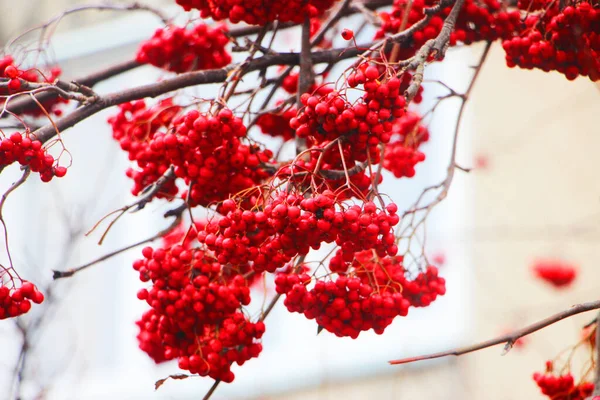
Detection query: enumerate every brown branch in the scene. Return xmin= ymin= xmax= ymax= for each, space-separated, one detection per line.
xmin=389 ymin=299 xmax=600 ymax=365
xmin=296 ymin=18 xmax=314 ymax=155
xmin=2 ymin=0 xmax=396 ymax=120
xmin=52 ymin=209 xmax=182 ymax=279
xmin=23 ymin=2 xmax=441 ymax=154
xmin=592 ymin=310 xmax=600 ymax=396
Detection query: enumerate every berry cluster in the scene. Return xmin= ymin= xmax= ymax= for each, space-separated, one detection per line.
xmin=175 ymin=0 xmax=337 ymax=25
xmin=502 ymin=2 xmax=600 ymax=81
xmin=532 ymin=259 xmax=577 ymax=288
xmin=108 ymin=98 xmax=181 ymax=198
xmin=0 ymin=55 xmax=68 ymax=116
xmin=0 ymin=132 xmax=67 ymax=181
xmin=0 ymin=281 xmax=44 ymax=319
xmin=533 ymin=370 xmax=594 ymax=400
xmin=133 ymin=244 xmax=262 ymax=381
xmin=275 ymin=250 xmax=444 ymax=338
xmin=136 ymin=24 xmax=231 ymax=73
xmin=375 ymin=0 xmax=520 ymax=60
xmin=154 ymin=108 xmax=273 ymax=207
xmin=383 ymin=111 xmax=429 ymax=178
xmin=198 ymin=193 xmax=399 ymax=274
xmin=291 ymin=64 xmax=406 ymax=165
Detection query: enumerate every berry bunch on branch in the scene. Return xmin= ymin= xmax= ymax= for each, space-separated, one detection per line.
xmin=0 ymin=0 xmax=598 ymax=398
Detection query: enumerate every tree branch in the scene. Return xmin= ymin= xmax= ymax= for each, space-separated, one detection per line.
xmin=592 ymin=310 xmax=600 ymax=396
xmin=389 ymin=299 xmax=600 ymax=365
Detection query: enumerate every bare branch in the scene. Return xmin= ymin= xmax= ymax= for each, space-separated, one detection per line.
xmin=52 ymin=210 xmax=182 ymax=279
xmin=592 ymin=310 xmax=600 ymax=396
xmin=389 ymin=299 xmax=600 ymax=365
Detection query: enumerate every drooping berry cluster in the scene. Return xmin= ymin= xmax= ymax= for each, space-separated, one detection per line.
xmin=136 ymin=24 xmax=231 ymax=73
xmin=175 ymin=0 xmax=337 ymax=25
xmin=133 ymin=244 xmax=262 ymax=381
xmin=275 ymin=250 xmax=445 ymax=338
xmin=291 ymin=64 xmax=406 ymax=164
xmin=153 ymin=108 xmax=273 ymax=207
xmin=532 ymin=259 xmax=577 ymax=288
xmin=502 ymin=1 xmax=600 ymax=81
xmin=0 ymin=132 xmax=67 ymax=181
xmin=198 ymin=193 xmax=400 ymax=274
xmin=0 ymin=281 xmax=44 ymax=319
xmin=383 ymin=111 xmax=429 ymax=179
xmin=0 ymin=55 xmax=68 ymax=116
xmin=108 ymin=98 xmax=182 ymax=198
xmin=533 ymin=368 xmax=594 ymax=400
xmin=375 ymin=0 xmax=521 ymax=60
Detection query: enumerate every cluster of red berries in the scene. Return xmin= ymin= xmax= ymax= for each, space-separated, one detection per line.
xmin=383 ymin=111 xmax=429 ymax=179
xmin=153 ymin=108 xmax=273 ymax=207
xmin=108 ymin=98 xmax=182 ymax=199
xmin=0 ymin=132 xmax=67 ymax=181
xmin=375 ymin=0 xmax=521 ymax=60
xmin=291 ymin=64 xmax=406 ymax=165
xmin=275 ymin=250 xmax=444 ymax=338
xmin=0 ymin=55 xmax=67 ymax=116
xmin=502 ymin=2 xmax=600 ymax=81
xmin=351 ymin=250 xmax=446 ymax=308
xmin=133 ymin=244 xmax=262 ymax=381
xmin=198 ymin=192 xmax=399 ymax=274
xmin=532 ymin=259 xmax=577 ymax=288
xmin=136 ymin=24 xmax=231 ymax=73
xmin=175 ymin=0 xmax=337 ymax=25
xmin=533 ymin=362 xmax=595 ymax=400
xmin=0 ymin=281 xmax=44 ymax=319
xmin=255 ymin=105 xmax=297 ymax=141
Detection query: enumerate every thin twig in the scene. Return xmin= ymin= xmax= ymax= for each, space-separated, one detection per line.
xmin=52 ymin=211 xmax=182 ymax=279
xmin=592 ymin=310 xmax=600 ymax=396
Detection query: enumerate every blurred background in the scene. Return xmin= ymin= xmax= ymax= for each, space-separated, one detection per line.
xmin=0 ymin=1 xmax=599 ymax=399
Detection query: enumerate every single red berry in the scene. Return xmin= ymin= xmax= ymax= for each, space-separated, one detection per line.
xmin=8 ymin=78 xmax=21 ymax=91
xmin=4 ymin=65 xmax=19 ymax=79
xmin=341 ymin=29 xmax=354 ymax=41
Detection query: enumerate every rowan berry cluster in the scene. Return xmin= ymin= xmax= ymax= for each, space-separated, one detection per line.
xmin=532 ymin=259 xmax=577 ymax=288
xmin=533 ymin=369 xmax=594 ymax=400
xmin=136 ymin=23 xmax=231 ymax=73
xmin=0 ymin=281 xmax=44 ymax=320
xmin=291 ymin=64 xmax=406 ymax=165
xmin=275 ymin=250 xmax=445 ymax=338
xmin=108 ymin=98 xmax=181 ymax=198
xmin=0 ymin=55 xmax=68 ymax=116
xmin=383 ymin=111 xmax=429 ymax=179
xmin=502 ymin=1 xmax=600 ymax=81
xmin=376 ymin=0 xmax=520 ymax=59
xmin=154 ymin=108 xmax=273 ymax=207
xmin=175 ymin=0 xmax=337 ymax=25
xmin=0 ymin=132 xmax=67 ymax=181
xmin=133 ymin=244 xmax=261 ymax=381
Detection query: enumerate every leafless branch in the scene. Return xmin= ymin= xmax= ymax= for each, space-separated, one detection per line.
xmin=389 ymin=299 xmax=600 ymax=365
